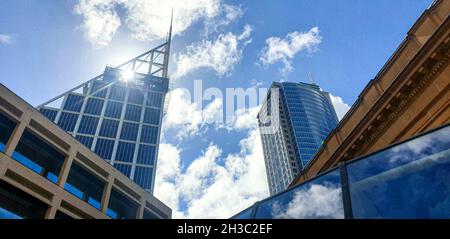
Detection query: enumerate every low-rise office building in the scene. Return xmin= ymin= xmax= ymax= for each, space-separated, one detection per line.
xmin=0 ymin=84 xmax=171 ymax=219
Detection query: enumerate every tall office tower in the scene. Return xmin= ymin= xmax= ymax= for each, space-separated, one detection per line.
xmin=37 ymin=25 xmax=172 ymax=194
xmin=258 ymin=82 xmax=339 ymax=195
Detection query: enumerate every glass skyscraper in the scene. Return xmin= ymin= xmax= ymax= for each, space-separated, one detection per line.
xmin=37 ymin=30 xmax=172 ymax=194
xmin=258 ymin=82 xmax=339 ymax=195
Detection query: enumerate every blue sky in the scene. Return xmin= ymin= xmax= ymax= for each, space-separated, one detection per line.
xmin=0 ymin=0 xmax=432 ymax=218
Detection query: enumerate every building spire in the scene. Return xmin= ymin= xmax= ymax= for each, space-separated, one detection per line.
xmin=163 ymin=8 xmax=173 ymax=78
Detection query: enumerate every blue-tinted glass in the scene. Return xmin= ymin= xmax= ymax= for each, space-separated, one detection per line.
xmin=105 ymin=101 xmax=123 ymax=119
xmin=63 ymin=94 xmax=84 ymax=112
xmin=39 ymin=108 xmax=58 ymax=121
xmin=13 ymin=130 xmax=65 ymax=183
xmin=109 ymin=85 xmax=126 ymax=101
xmin=125 ymin=105 xmax=141 ymax=122
xmin=84 ymin=98 xmax=104 ymax=115
xmin=0 ymin=112 xmax=16 ymax=151
xmin=108 ymin=188 xmax=138 ymax=219
xmin=94 ymin=139 xmax=115 ymax=159
xmin=88 ymin=198 xmax=101 ymax=210
xmin=64 ymin=183 xmax=84 ymax=199
xmin=57 ymin=112 xmax=78 ymax=132
xmin=140 ymin=125 xmax=158 ymax=144
xmin=347 ymin=126 xmax=450 ymax=219
xmin=0 ymin=207 xmax=22 ymax=219
xmin=254 ymin=169 xmax=343 ymax=219
xmin=128 ymin=89 xmax=144 ymax=105
xmin=143 ymin=107 xmax=160 ymax=125
xmin=133 ymin=166 xmax=152 ymax=189
xmin=91 ymin=81 xmax=107 ymax=98
xmin=106 ymin=208 xmax=118 ymax=219
xmin=0 ymin=180 xmax=47 ymax=219
xmin=120 ymin=122 xmax=138 ymax=141
xmin=99 ymin=119 xmax=119 ymax=138
xmin=115 ymin=142 xmax=135 ymax=163
xmin=136 ymin=145 xmax=155 ymax=165
xmin=78 ymin=116 xmax=99 ymax=135
xmin=146 ymin=92 xmax=163 ymax=107
xmin=75 ymin=135 xmax=94 ymax=148
xmin=113 ymin=163 xmax=132 ymax=177
xmin=143 ymin=209 xmax=159 ymax=219
xmin=231 ymin=206 xmax=254 ymax=219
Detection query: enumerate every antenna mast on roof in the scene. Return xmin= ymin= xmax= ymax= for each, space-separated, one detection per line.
xmin=307 ymin=71 xmax=316 ymax=85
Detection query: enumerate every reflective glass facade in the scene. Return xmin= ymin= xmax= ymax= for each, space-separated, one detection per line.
xmin=38 ymin=67 xmax=168 ymax=193
xmin=232 ymin=125 xmax=450 ymax=219
xmin=258 ymin=82 xmax=338 ymax=195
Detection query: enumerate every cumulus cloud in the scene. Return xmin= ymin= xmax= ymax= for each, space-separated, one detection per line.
xmin=260 ymin=27 xmax=321 ymax=74
xmin=329 ymin=94 xmax=351 ymax=121
xmin=271 ymin=184 xmax=344 ymax=219
xmin=0 ymin=34 xmax=12 ymax=45
xmin=74 ymin=0 xmax=242 ymax=47
xmin=173 ymin=24 xmax=253 ymax=79
xmin=155 ymin=128 xmax=269 ymax=218
xmin=163 ymin=88 xmax=223 ymax=140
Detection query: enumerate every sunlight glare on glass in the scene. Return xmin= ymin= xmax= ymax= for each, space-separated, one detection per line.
xmin=121 ymin=69 xmax=135 ymax=82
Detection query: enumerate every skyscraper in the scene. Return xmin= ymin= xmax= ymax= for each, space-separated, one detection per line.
xmin=37 ymin=24 xmax=172 ymax=194
xmin=258 ymin=82 xmax=338 ymax=195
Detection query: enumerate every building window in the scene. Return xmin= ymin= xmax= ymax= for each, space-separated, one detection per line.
xmin=143 ymin=209 xmax=160 ymax=219
xmin=143 ymin=107 xmax=160 ymax=125
xmin=0 ymin=180 xmax=47 ymax=219
xmin=12 ymin=130 xmax=66 ymax=184
xmin=57 ymin=112 xmax=78 ymax=132
xmin=125 ymin=105 xmax=142 ymax=122
xmin=105 ymin=101 xmax=123 ymax=119
xmin=0 ymin=112 xmax=16 ymax=152
xmin=91 ymin=81 xmax=107 ymax=98
xmin=63 ymin=94 xmax=84 ymax=112
xmin=127 ymin=89 xmax=144 ymax=105
xmin=109 ymin=85 xmax=126 ymax=101
xmin=107 ymin=188 xmax=138 ymax=219
xmin=77 ymin=116 xmax=99 ymax=135
xmin=99 ymin=119 xmax=119 ymax=138
xmin=39 ymin=108 xmax=58 ymax=121
xmin=113 ymin=163 xmax=132 ymax=177
xmin=347 ymin=125 xmax=450 ymax=219
xmin=254 ymin=168 xmax=343 ymax=219
xmin=115 ymin=142 xmax=135 ymax=163
xmin=133 ymin=166 xmax=152 ymax=189
xmin=94 ymin=139 xmax=115 ymax=160
xmin=64 ymin=162 xmax=105 ymax=210
xmin=84 ymin=98 xmax=104 ymax=115
xmin=75 ymin=135 xmax=94 ymax=148
xmin=140 ymin=125 xmax=158 ymax=144
xmin=146 ymin=92 xmax=163 ymax=108
xmin=120 ymin=122 xmax=139 ymax=141
xmin=136 ymin=145 xmax=155 ymax=165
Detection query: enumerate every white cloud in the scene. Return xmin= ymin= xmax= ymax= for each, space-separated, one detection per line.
xmin=271 ymin=184 xmax=344 ymax=219
xmin=260 ymin=27 xmax=321 ymax=74
xmin=0 ymin=34 xmax=12 ymax=45
xmin=74 ymin=0 xmax=241 ymax=47
xmin=231 ymin=106 xmax=260 ymax=130
xmin=172 ymin=25 xmax=253 ymax=79
xmin=329 ymin=94 xmax=350 ymax=121
xmin=162 ymin=88 xmax=223 ymax=140
xmin=155 ymin=128 xmax=269 ymax=219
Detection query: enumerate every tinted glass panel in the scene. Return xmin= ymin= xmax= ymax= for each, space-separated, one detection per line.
xmin=63 ymin=94 xmax=84 ymax=112
xmin=128 ymin=89 xmax=144 ymax=105
xmin=109 ymin=85 xmax=126 ymax=101
xmin=115 ymin=142 xmax=135 ymax=163
xmin=133 ymin=166 xmax=152 ymax=189
xmin=0 ymin=180 xmax=47 ymax=219
xmin=136 ymin=145 xmax=155 ymax=165
xmin=113 ymin=163 xmax=132 ymax=177
xmin=78 ymin=116 xmax=99 ymax=135
xmin=99 ymin=119 xmax=119 ymax=138
xmin=84 ymin=98 xmax=104 ymax=115
xmin=125 ymin=105 xmax=141 ymax=122
xmin=120 ymin=122 xmax=138 ymax=141
xmin=231 ymin=206 xmax=254 ymax=219
xmin=143 ymin=107 xmax=160 ymax=125
xmin=94 ymin=139 xmax=115 ymax=160
xmin=39 ymin=108 xmax=58 ymax=121
xmin=146 ymin=92 xmax=163 ymax=108
xmin=105 ymin=101 xmax=123 ymax=119
xmin=13 ymin=130 xmax=66 ymax=183
xmin=0 ymin=112 xmax=16 ymax=152
xmin=143 ymin=209 xmax=159 ymax=219
xmin=57 ymin=112 xmax=78 ymax=132
xmin=91 ymin=81 xmax=107 ymax=98
xmin=108 ymin=188 xmax=138 ymax=219
xmin=347 ymin=126 xmax=450 ymax=219
xmin=140 ymin=125 xmax=158 ymax=144
xmin=75 ymin=135 xmax=94 ymax=148
xmin=254 ymin=169 xmax=343 ymax=219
